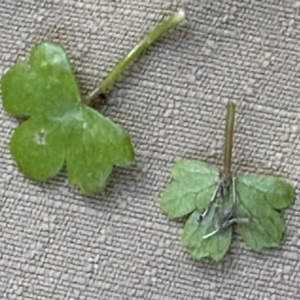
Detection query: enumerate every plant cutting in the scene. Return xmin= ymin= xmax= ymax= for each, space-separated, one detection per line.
xmin=1 ymin=9 xmax=186 ymax=194
xmin=158 ymin=101 xmax=295 ymax=261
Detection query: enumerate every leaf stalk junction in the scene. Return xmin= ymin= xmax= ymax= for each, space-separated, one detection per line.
xmin=200 ymin=102 xmax=248 ymax=240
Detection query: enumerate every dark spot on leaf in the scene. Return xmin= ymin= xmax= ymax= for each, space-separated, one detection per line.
xmin=90 ymin=93 xmax=110 ymax=110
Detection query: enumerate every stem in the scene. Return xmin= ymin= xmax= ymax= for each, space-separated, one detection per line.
xmin=223 ymin=101 xmax=236 ymax=180
xmin=85 ymin=9 xmax=186 ymax=105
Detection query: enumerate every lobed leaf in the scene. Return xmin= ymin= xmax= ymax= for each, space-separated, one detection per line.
xmin=1 ymin=42 xmax=135 ymax=193
xmin=180 ymin=202 xmax=232 ymax=262
xmin=159 ymin=159 xmax=219 ymax=218
xmin=237 ymin=175 xmax=295 ymax=209
xmin=171 ymin=159 xmax=219 ymax=180
xmin=158 ymin=160 xmax=295 ymax=260
xmin=2 ymin=43 xmax=80 ymax=117
xmin=235 ymin=176 xmax=292 ymax=251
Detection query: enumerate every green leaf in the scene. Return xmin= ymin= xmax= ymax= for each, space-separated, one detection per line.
xmin=235 ymin=175 xmax=294 ymax=251
xmin=158 ymin=100 xmax=295 ymax=260
xmin=158 ymin=159 xmax=219 ymax=218
xmin=1 ymin=42 xmax=135 ymax=193
xmin=180 ymin=202 xmax=233 ymax=262
xmin=159 ymin=159 xmax=233 ymax=261
xmin=236 ymin=175 xmax=295 ymax=209
xmin=158 ymin=159 xmax=295 ymax=261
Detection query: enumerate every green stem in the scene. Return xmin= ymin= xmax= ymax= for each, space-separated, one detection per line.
xmin=223 ymin=101 xmax=236 ymax=180
xmin=85 ymin=9 xmax=186 ymax=105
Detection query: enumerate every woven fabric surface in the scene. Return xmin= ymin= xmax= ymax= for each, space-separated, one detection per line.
xmin=1 ymin=0 xmax=300 ymax=299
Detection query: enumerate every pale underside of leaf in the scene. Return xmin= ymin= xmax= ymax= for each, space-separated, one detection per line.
xmin=180 ymin=203 xmax=232 ymax=261
xmin=171 ymin=159 xmax=220 ymax=180
xmin=235 ymin=176 xmax=288 ymax=251
xmin=159 ymin=159 xmax=295 ymax=260
xmin=237 ymin=175 xmax=295 ymax=209
xmin=159 ymin=159 xmax=233 ymax=261
xmin=159 ymin=159 xmax=219 ymax=218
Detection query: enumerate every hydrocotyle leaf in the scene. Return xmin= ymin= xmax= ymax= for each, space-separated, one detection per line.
xmin=158 ymin=159 xmax=219 ymax=218
xmin=1 ymin=43 xmax=135 ymax=193
xmin=235 ymin=176 xmax=294 ymax=251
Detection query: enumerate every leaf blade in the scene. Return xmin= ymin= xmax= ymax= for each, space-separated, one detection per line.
xmin=10 ymin=116 xmax=65 ymax=180
xmin=1 ymin=63 xmax=37 ymax=117
xmin=66 ymin=106 xmax=134 ymax=194
xmin=237 ymin=174 xmax=295 ymax=209
xmin=180 ymin=209 xmax=232 ymax=261
xmin=171 ymin=159 xmax=219 ymax=180
xmin=2 ymin=42 xmax=135 ymax=193
xmin=1 ymin=43 xmax=81 ymax=118
xmin=235 ymin=177 xmax=286 ymax=251
xmin=159 ymin=159 xmax=219 ymax=218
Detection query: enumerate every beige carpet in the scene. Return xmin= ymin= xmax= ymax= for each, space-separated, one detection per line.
xmin=1 ymin=0 xmax=300 ymax=299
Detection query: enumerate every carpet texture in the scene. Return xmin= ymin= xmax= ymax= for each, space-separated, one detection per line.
xmin=1 ymin=0 xmax=300 ymax=299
